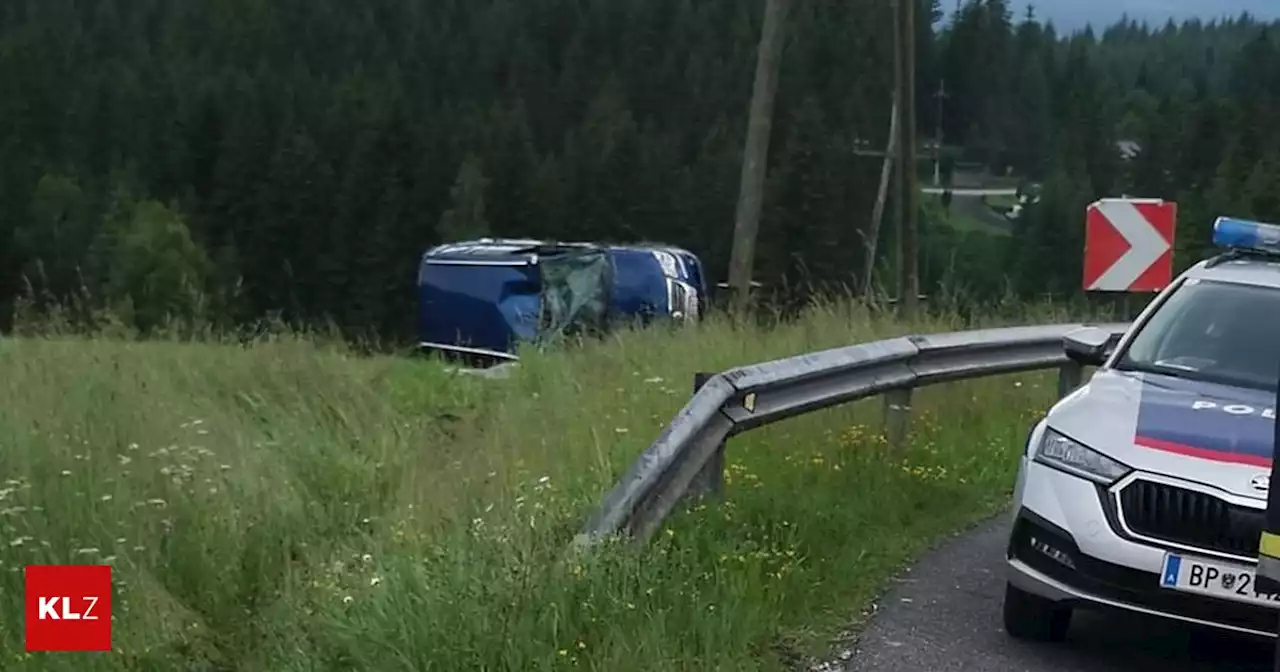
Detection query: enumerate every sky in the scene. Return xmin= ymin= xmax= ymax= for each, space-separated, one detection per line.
xmin=940 ymin=0 xmax=1280 ymax=32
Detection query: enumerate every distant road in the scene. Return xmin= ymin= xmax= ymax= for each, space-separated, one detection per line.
xmin=919 ymin=187 xmax=1017 ymax=233
xmin=920 ymin=187 xmax=1019 ymax=197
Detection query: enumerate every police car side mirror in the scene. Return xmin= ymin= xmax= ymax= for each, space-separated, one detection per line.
xmin=1063 ymin=327 xmax=1116 ymax=367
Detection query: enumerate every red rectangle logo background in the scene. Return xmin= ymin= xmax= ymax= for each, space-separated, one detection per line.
xmin=25 ymin=564 xmax=113 ymax=652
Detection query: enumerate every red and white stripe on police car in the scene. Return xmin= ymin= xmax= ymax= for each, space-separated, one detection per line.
xmin=1083 ymin=198 xmax=1176 ymax=293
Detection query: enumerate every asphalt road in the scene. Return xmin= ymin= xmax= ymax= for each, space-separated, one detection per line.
xmin=951 ymin=194 xmax=1014 ymax=233
xmin=843 ymin=516 xmax=1276 ymax=672
xmin=917 ymin=188 xmax=1014 ymax=233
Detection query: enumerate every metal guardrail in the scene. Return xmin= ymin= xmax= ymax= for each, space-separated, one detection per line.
xmin=575 ymin=321 xmax=1131 ymax=547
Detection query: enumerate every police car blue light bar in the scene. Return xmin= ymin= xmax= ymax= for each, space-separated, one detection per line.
xmin=1212 ymin=216 xmax=1280 ymax=252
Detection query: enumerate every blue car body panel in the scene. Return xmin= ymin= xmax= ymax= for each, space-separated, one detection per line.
xmin=416 ymin=263 xmax=540 ymax=357
xmin=417 ymin=239 xmax=707 ymax=358
xmin=604 ymin=247 xmax=672 ymax=320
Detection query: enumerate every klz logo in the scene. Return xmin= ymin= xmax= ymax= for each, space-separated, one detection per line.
xmin=25 ymin=565 xmax=112 ymax=652
xmin=37 ymin=596 xmax=101 ymax=620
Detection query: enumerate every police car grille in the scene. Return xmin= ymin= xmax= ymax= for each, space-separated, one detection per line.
xmin=1118 ymin=480 xmax=1263 ymax=558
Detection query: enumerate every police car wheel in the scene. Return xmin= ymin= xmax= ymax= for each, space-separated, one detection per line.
xmin=1002 ymin=582 xmax=1071 ymax=642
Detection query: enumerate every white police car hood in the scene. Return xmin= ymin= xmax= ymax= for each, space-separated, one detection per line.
xmin=1047 ymin=368 xmax=1275 ymax=500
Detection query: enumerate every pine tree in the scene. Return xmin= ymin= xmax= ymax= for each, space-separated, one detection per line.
xmin=437 ymin=154 xmax=491 ymax=242
xmin=1 ymin=0 xmax=1277 ymax=334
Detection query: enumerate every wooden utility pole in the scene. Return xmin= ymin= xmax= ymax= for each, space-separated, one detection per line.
xmin=897 ymin=0 xmax=920 ymax=317
xmin=932 ymin=79 xmax=947 ymax=187
xmin=862 ymin=99 xmax=898 ymax=297
xmin=890 ymin=0 xmax=904 ymax=307
xmin=727 ymin=0 xmax=790 ymax=315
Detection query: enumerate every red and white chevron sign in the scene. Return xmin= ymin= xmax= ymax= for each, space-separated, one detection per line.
xmin=1082 ymin=198 xmax=1176 ymax=292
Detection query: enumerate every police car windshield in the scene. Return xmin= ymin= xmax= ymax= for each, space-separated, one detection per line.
xmin=1117 ymin=278 xmax=1280 ymax=392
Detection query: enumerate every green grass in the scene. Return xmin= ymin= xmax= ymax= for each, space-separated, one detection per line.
xmin=1 ymin=301 xmax=1084 ymax=671
xmin=944 ymin=210 xmax=1006 ymax=235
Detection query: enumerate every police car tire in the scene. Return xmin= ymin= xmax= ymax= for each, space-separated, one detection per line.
xmin=1002 ymin=582 xmax=1071 ymax=642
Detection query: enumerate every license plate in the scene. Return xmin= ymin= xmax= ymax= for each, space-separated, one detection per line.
xmin=1160 ymin=552 xmax=1280 ymax=608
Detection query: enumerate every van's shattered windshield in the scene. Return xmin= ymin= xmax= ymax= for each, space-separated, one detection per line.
xmin=537 ymin=248 xmax=613 ymax=345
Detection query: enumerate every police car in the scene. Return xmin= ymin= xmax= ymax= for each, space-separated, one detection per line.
xmin=1004 ymin=216 xmax=1280 ymax=642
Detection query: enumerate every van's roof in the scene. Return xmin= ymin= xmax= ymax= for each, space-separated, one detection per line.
xmin=423 ymin=238 xmax=701 ymax=264
xmin=424 ymin=239 xmax=600 ymax=264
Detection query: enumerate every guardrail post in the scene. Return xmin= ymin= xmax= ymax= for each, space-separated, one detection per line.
xmin=684 ymin=372 xmax=726 ymax=501
xmin=882 ymin=387 xmax=913 ymax=450
xmin=1057 ymin=361 xmax=1084 ymax=398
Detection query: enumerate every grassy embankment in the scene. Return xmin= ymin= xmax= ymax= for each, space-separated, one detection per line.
xmin=2 ymin=301 xmax=1089 ymax=671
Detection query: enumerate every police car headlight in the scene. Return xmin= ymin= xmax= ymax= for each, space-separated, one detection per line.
xmin=1033 ymin=429 xmax=1131 ymax=485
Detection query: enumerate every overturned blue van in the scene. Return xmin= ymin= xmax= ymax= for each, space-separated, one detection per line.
xmin=416 ymin=238 xmax=707 ymax=363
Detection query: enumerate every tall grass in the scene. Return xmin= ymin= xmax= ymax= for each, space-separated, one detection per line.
xmin=2 ymin=300 xmax=1094 ymax=670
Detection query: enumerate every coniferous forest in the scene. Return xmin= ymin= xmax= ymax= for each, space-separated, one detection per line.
xmin=3 ymin=0 xmax=1280 ymax=340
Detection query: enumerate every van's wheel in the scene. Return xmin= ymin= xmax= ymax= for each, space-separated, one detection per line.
xmin=1002 ymin=582 xmax=1072 ymax=642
